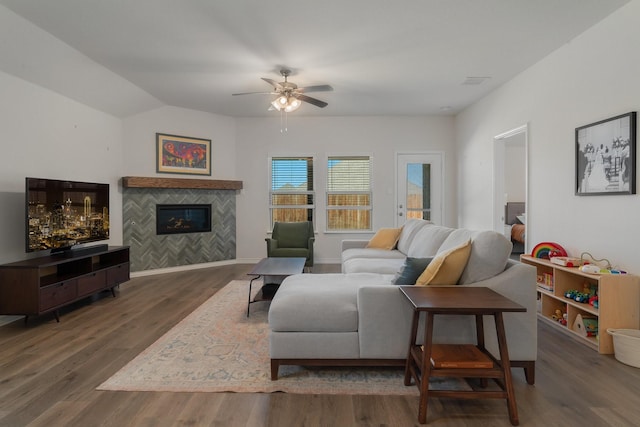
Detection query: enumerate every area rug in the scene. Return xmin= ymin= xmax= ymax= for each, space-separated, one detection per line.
xmin=98 ymin=280 xmax=465 ymax=395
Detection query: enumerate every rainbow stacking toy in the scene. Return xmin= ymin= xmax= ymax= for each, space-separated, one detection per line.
xmin=531 ymin=242 xmax=567 ymax=259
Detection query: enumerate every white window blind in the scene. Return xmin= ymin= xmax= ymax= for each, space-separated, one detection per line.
xmin=269 ymin=157 xmax=314 ymax=228
xmin=326 ymin=156 xmax=372 ymax=231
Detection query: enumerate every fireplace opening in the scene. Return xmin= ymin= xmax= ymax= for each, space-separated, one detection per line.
xmin=156 ymin=204 xmax=212 ymax=235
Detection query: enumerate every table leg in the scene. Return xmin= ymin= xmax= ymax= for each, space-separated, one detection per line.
xmin=404 ymin=311 xmax=421 ymax=386
xmin=247 ymin=275 xmax=260 ymax=317
xmin=476 ymin=314 xmax=488 ymax=388
xmin=418 ymin=312 xmax=435 ymax=424
xmin=495 ymin=312 xmax=519 ymax=426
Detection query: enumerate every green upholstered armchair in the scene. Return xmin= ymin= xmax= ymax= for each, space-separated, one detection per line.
xmin=265 ymin=221 xmax=315 ymax=268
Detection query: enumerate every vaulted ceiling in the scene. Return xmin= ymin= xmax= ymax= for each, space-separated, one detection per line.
xmin=0 ymin=0 xmax=629 ymax=118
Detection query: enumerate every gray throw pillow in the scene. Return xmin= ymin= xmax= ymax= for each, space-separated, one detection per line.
xmin=393 ymin=257 xmax=434 ymax=286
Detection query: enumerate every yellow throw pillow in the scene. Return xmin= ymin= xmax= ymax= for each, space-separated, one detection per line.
xmin=416 ymin=239 xmax=472 ymax=286
xmin=366 ymin=227 xmax=402 ymax=250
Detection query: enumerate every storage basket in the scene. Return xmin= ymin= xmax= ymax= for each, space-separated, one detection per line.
xmin=607 ymin=328 xmax=640 ymax=368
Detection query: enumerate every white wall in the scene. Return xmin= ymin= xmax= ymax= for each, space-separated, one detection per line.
xmin=122 ymin=106 xmax=236 ymax=179
xmin=456 ymin=0 xmax=640 ymax=273
xmin=235 ymin=115 xmax=456 ymax=263
xmin=505 ymin=141 xmax=526 ymax=202
xmin=0 ymin=70 xmax=123 ymax=264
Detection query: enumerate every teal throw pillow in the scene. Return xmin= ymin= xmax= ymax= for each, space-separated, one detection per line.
xmin=393 ymin=257 xmax=434 ymax=286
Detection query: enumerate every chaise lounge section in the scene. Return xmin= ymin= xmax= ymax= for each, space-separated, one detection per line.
xmin=268 ymin=219 xmax=537 ymax=383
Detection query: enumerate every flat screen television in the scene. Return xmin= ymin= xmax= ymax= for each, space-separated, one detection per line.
xmin=25 ymin=177 xmax=110 ymax=254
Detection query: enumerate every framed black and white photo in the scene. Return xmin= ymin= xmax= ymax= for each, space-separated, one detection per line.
xmin=576 ymin=112 xmax=636 ymax=195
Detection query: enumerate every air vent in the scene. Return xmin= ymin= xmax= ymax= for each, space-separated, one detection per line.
xmin=462 ymin=76 xmax=491 ymax=85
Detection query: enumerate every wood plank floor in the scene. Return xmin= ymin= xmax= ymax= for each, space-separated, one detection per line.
xmin=1 ymin=263 xmax=640 ymax=426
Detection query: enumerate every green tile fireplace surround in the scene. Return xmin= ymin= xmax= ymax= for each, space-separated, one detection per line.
xmin=122 ymin=177 xmax=242 ymax=272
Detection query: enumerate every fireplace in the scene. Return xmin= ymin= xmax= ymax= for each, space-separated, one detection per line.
xmin=156 ymin=204 xmax=212 ymax=235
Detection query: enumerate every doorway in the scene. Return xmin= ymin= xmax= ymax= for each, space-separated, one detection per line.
xmin=493 ymin=125 xmax=528 ymax=257
xmin=396 ymin=152 xmax=444 ymax=226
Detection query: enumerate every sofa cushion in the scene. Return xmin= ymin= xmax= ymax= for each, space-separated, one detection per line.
xmin=461 ymin=230 xmax=512 ymax=285
xmin=438 ymin=229 xmax=512 ymax=285
xmin=268 ymin=248 xmax=310 ymax=258
xmin=275 ymin=222 xmax=311 ymax=248
xmin=406 ymin=223 xmax=455 ymax=258
xmin=342 ymin=248 xmax=406 ymax=264
xmin=343 ymin=257 xmax=406 ymax=274
xmin=269 ymin=273 xmax=394 ymax=332
xmin=392 ymin=257 xmax=434 ymax=285
xmin=396 ymin=219 xmax=431 ymax=254
xmin=366 ymin=227 xmax=402 ymax=250
xmin=416 ymin=239 xmax=471 ymax=285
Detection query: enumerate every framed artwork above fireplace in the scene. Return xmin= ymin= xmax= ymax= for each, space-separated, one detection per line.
xmin=156 ymin=133 xmax=212 ymax=176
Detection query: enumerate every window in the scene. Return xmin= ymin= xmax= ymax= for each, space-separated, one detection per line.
xmin=326 ymin=156 xmax=372 ymax=231
xmin=269 ymin=157 xmax=314 ymax=228
xmin=406 ymin=163 xmax=431 ymax=220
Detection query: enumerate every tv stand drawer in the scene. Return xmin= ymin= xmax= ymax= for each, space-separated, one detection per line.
xmin=106 ymin=263 xmax=130 ymax=286
xmin=78 ymin=270 xmax=107 ymax=297
xmin=40 ymin=280 xmax=77 ymax=311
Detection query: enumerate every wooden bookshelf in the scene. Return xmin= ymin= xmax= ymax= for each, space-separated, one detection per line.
xmin=520 ymin=255 xmax=640 ymax=353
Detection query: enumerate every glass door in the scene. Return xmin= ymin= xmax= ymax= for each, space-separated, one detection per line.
xmin=397 ymin=153 xmax=443 ymax=226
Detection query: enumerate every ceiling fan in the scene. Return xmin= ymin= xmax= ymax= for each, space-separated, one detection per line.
xmin=232 ymin=69 xmax=333 ymax=112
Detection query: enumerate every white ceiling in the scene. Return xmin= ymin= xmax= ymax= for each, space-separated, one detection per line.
xmin=0 ymin=0 xmax=629 ymax=118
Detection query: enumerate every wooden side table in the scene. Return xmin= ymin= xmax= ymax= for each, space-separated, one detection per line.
xmin=399 ymin=286 xmax=526 ymax=426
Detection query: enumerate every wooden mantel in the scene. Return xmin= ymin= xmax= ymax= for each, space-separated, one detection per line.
xmin=122 ymin=176 xmax=243 ymax=190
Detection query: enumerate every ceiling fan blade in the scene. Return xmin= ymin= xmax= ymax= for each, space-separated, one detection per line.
xmin=298 ymin=84 xmax=333 ymax=93
xmin=296 ymin=94 xmax=328 ymax=108
xmin=232 ymin=91 xmax=275 ymax=96
xmin=261 ymin=77 xmax=283 ymax=90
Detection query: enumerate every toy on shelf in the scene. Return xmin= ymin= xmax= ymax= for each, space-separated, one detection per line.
xmin=550 ymin=256 xmax=583 ymax=267
xmin=564 ymin=289 xmax=577 ymax=299
xmin=536 ymin=272 xmax=554 ymax=291
xmin=579 ymin=252 xmax=627 ymax=274
xmin=551 ymin=308 xmax=568 ymax=326
xmin=573 ymin=313 xmax=598 ymax=337
xmin=580 ymin=252 xmax=611 ymax=270
xmin=531 ymin=242 xmax=567 ymax=259
xmin=564 ymin=286 xmax=596 ymax=304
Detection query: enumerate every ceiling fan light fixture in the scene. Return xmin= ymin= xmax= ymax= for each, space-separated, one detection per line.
xmin=284 ymin=97 xmax=301 ymax=112
xmin=270 ymin=99 xmax=282 ymax=111
xmin=271 ymin=95 xmax=301 ymax=112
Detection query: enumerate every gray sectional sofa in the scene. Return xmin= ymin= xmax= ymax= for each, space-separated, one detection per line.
xmin=268 ymin=219 xmax=537 ymax=383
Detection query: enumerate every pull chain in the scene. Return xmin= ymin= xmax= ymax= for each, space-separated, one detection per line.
xmin=280 ymin=111 xmax=289 ymax=133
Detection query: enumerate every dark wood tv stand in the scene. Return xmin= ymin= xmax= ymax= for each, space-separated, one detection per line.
xmin=0 ymin=246 xmax=130 ymax=323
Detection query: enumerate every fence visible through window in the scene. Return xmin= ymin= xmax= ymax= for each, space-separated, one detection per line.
xmin=327 ymin=156 xmax=372 ymax=231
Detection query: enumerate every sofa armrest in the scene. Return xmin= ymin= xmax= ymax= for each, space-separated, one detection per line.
xmin=307 ymin=236 xmax=315 ymax=266
xmin=357 ymin=285 xmax=415 ymax=359
xmin=342 ymin=239 xmax=369 ymax=252
xmin=357 ymin=260 xmax=537 ymax=362
xmin=265 ymin=238 xmax=278 ymax=254
xmin=463 ymin=260 xmax=537 ymax=361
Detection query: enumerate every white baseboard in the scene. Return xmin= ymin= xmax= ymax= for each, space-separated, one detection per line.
xmin=0 ymin=315 xmax=22 ymax=327
xmin=131 ymin=257 xmax=343 ymax=278
xmin=130 ymin=259 xmax=238 ymax=278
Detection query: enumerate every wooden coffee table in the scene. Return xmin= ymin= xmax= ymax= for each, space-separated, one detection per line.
xmin=399 ymin=286 xmax=526 ymax=425
xmin=246 ymin=257 xmax=306 ymax=316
